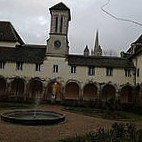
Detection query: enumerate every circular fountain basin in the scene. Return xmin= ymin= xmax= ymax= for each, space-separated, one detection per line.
xmin=1 ymin=110 xmax=65 ymax=125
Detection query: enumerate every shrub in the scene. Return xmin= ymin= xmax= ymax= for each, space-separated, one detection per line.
xmin=58 ymin=122 xmax=142 ymax=142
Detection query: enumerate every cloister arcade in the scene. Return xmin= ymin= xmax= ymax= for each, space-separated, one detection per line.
xmin=83 ymin=83 xmax=98 ymax=101
xmin=0 ymin=76 xmax=141 ymax=104
xmin=10 ymin=78 xmax=25 ymax=97
xmin=102 ymin=84 xmax=116 ymax=102
xmin=0 ymin=77 xmax=6 ymax=96
xmin=65 ymin=81 xmax=80 ymax=100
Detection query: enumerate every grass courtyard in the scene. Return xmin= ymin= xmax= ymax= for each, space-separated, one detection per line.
xmin=0 ymin=102 xmax=142 ymax=142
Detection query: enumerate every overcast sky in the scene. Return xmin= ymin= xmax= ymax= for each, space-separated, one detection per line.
xmin=0 ymin=0 xmax=142 ymax=56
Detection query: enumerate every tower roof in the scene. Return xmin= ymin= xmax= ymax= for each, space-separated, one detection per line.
xmin=49 ymin=2 xmax=71 ymax=21
xmin=50 ymin=2 xmax=70 ymax=11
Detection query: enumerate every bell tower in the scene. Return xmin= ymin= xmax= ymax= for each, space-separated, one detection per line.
xmin=47 ymin=2 xmax=71 ymax=56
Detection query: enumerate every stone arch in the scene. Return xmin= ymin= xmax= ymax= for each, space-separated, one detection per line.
xmin=0 ymin=77 xmax=6 ymax=96
xmin=10 ymin=78 xmax=25 ymax=97
xmin=46 ymin=81 xmax=62 ymax=101
xmin=83 ymin=83 xmax=98 ymax=101
xmin=120 ymin=85 xmax=133 ymax=103
xmin=64 ymin=81 xmax=80 ymax=100
xmin=28 ymin=78 xmax=43 ymax=98
xmin=102 ymin=84 xmax=116 ymax=102
xmin=135 ymin=85 xmax=141 ymax=103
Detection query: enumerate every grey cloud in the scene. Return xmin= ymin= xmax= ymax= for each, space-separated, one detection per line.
xmin=0 ymin=0 xmax=142 ymax=55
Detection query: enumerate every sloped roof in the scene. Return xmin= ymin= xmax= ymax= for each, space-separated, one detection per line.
xmin=49 ymin=2 xmax=71 ymax=21
xmin=134 ymin=35 xmax=142 ymax=44
xmin=50 ymin=2 xmax=70 ymax=11
xmin=133 ymin=35 xmax=142 ymax=56
xmin=129 ymin=45 xmax=142 ymax=58
xmin=67 ymin=55 xmax=134 ymax=68
xmin=0 ymin=21 xmax=24 ymax=45
xmin=0 ymin=44 xmax=46 ymax=64
xmin=127 ymin=35 xmax=142 ymax=58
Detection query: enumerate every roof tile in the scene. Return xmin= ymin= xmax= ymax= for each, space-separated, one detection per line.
xmin=67 ymin=55 xmax=134 ymax=68
xmin=0 ymin=21 xmax=24 ymax=45
xmin=0 ymin=44 xmax=46 ymax=63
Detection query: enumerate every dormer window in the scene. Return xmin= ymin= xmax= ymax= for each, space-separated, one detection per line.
xmin=106 ymin=67 xmax=113 ymax=76
xmin=88 ymin=66 xmax=95 ymax=76
xmin=71 ymin=65 xmax=76 ymax=73
xmin=53 ymin=65 xmax=58 ymax=73
xmin=35 ymin=64 xmax=41 ymax=71
xmin=0 ymin=62 xmax=5 ymax=69
xmin=125 ymin=69 xmax=131 ymax=77
xmin=16 ymin=62 xmax=23 ymax=70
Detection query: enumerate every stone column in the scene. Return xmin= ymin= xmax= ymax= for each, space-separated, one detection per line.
xmin=60 ymin=80 xmax=65 ymax=101
xmin=96 ymin=83 xmax=103 ymax=107
xmin=139 ymin=89 xmax=142 ymax=105
xmin=41 ymin=82 xmax=47 ymax=100
xmin=59 ymin=80 xmax=64 ymax=101
xmin=79 ymin=88 xmax=83 ymax=101
xmin=23 ymin=80 xmax=28 ymax=101
xmin=96 ymin=84 xmax=99 ymax=100
xmin=5 ymin=79 xmax=11 ymax=97
xmin=115 ymin=89 xmax=120 ymax=101
xmin=132 ymin=87 xmax=136 ymax=103
xmin=98 ymin=83 xmax=103 ymax=102
xmin=25 ymin=80 xmax=31 ymax=100
xmin=79 ymin=83 xmax=83 ymax=101
xmin=61 ymin=85 xmax=65 ymax=100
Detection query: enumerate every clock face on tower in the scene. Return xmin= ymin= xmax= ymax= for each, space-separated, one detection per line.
xmin=54 ymin=40 xmax=61 ymax=48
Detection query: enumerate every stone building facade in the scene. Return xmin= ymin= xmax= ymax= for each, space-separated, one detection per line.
xmin=0 ymin=2 xmax=142 ymax=104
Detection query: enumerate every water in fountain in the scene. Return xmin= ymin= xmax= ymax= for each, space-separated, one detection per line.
xmin=34 ymin=92 xmax=40 ymax=118
xmin=51 ymin=82 xmax=57 ymax=104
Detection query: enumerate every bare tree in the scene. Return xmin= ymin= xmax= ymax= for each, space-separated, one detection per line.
xmin=103 ymin=49 xmax=118 ymax=56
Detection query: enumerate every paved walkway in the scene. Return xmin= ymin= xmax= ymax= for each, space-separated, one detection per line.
xmin=0 ymin=105 xmax=142 ymax=142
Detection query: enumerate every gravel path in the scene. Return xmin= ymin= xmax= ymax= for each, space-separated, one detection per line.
xmin=0 ymin=105 xmax=141 ymax=142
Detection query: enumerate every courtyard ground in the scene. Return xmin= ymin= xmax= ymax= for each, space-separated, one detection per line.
xmin=0 ymin=104 xmax=142 ymax=142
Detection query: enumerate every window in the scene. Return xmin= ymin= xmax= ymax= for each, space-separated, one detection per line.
xmin=106 ymin=67 xmax=113 ymax=76
xmin=16 ymin=62 xmax=23 ymax=70
xmin=60 ymin=16 xmax=63 ymax=33
xmin=125 ymin=69 xmax=131 ymax=77
xmin=137 ymin=68 xmax=140 ymax=77
xmin=55 ymin=17 xmax=58 ymax=32
xmin=71 ymin=65 xmax=76 ymax=73
xmin=88 ymin=66 xmax=95 ymax=76
xmin=53 ymin=65 xmax=58 ymax=73
xmin=0 ymin=62 xmax=5 ymax=69
xmin=35 ymin=64 xmax=41 ymax=71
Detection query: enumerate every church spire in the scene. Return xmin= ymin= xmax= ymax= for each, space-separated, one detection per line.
xmin=94 ymin=29 xmax=99 ymax=50
xmin=94 ymin=30 xmax=102 ymax=56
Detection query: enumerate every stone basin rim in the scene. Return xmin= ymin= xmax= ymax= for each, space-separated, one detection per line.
xmin=1 ymin=109 xmax=65 ymax=125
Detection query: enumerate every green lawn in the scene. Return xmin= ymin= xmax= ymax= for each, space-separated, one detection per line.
xmin=63 ymin=106 xmax=142 ymax=121
xmin=1 ymin=102 xmax=142 ymax=121
xmin=0 ymin=102 xmax=34 ymax=110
